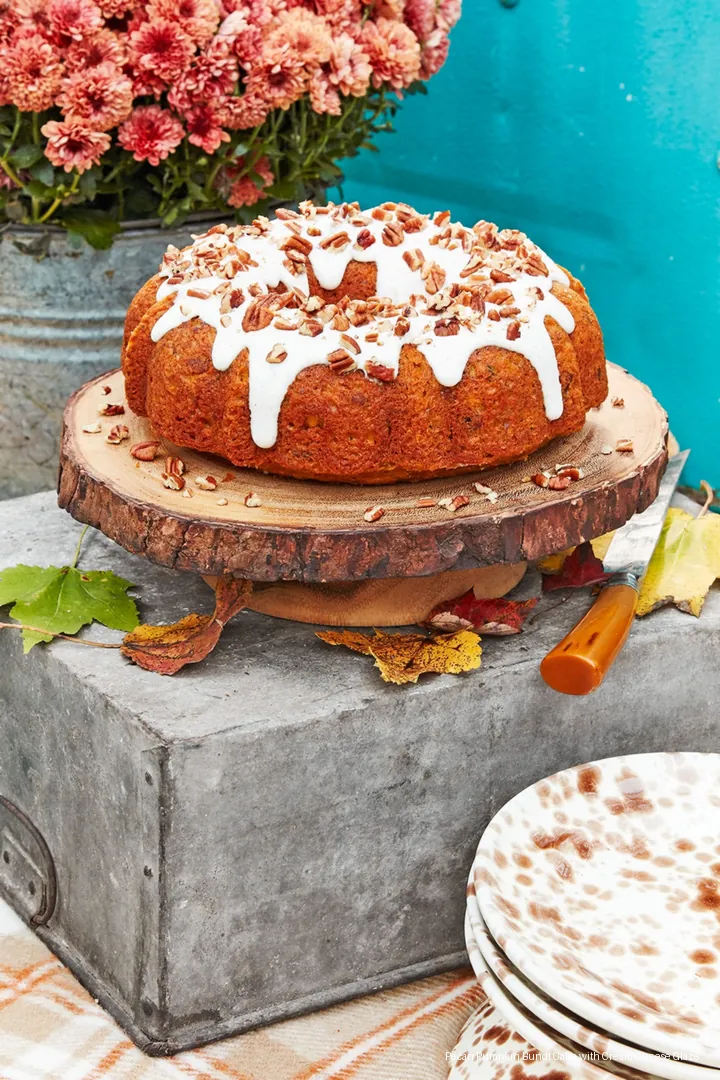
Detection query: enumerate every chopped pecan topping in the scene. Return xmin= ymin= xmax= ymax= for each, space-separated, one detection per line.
xmin=101 ymin=385 xmax=112 ymax=395
xmin=434 ymin=210 xmax=451 ymax=227
xmin=530 ymin=473 xmax=550 ymax=488
xmin=487 ymin=288 xmax=513 ymax=305
xmin=616 ymin=438 xmax=634 ymax=453
xmin=403 ymin=248 xmax=424 ymax=271
xmin=162 ymin=473 xmax=185 ymax=491
xmin=229 ymin=287 xmax=245 ymax=309
xmin=435 ymin=317 xmax=460 ymax=337
xmin=266 ymin=344 xmax=288 ymax=364
xmin=273 ymin=316 xmax=298 ymax=331
xmin=547 ymin=475 xmax=572 ymax=491
xmin=499 ymin=305 xmax=521 ymax=318
xmin=438 ymin=495 xmax=470 ymax=512
xmin=242 ymin=293 xmax=277 ymax=332
xmin=416 ymin=498 xmax=436 ymax=508
xmin=340 ymin=333 xmax=361 ymax=355
xmin=186 ymin=287 xmax=211 ymax=299
xmin=195 ymin=475 xmax=218 ymax=491
xmin=382 ymin=221 xmax=404 ymax=247
xmin=106 ymin=424 xmax=129 ymax=444
xmin=460 ymin=250 xmax=486 ymax=278
xmin=355 ymin=228 xmax=376 ymax=250
xmin=486 ymin=308 xmax=501 ymax=321
xmin=327 ymin=348 xmax=356 ymax=373
xmin=611 ymin=397 xmax=625 ymax=408
xmin=421 ymin=261 xmax=446 ymax=294
xmin=364 ymin=505 xmax=385 ymax=523
xmin=394 ymin=316 xmax=411 ymax=337
xmin=282 ymin=234 xmax=312 ymax=257
xmin=490 ymin=269 xmax=515 ymax=283
xmin=506 ymin=320 xmax=521 ymax=341
xmin=98 ymin=402 xmax=125 ymax=416
xmin=299 ymin=318 xmax=323 ymax=337
xmin=82 ymin=422 xmax=102 ymax=434
xmin=332 ymin=311 xmax=351 ymax=332
xmin=130 ymin=441 xmax=160 ymax=461
xmin=244 ymin=492 xmax=262 ymax=507
xmin=365 ymin=360 xmax=395 ymax=382
xmin=165 ymin=455 xmax=185 ymax=478
xmin=320 ymin=231 xmax=351 ymax=251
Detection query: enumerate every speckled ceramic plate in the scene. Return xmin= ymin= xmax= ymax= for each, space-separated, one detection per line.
xmin=466 ymin=882 xmax=720 ymax=1080
xmin=473 ymin=753 xmax=720 ymax=1067
xmin=462 ymin=909 xmax=644 ymax=1080
xmin=447 ymin=987 xmax=550 ymax=1080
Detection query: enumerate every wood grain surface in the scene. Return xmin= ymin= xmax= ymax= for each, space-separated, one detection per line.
xmin=57 ymin=365 xmax=668 ymax=582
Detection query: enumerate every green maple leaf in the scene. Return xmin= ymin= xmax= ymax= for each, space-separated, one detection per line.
xmin=0 ymin=560 xmax=139 ymax=653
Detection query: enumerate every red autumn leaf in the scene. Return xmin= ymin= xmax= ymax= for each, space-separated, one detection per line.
xmin=120 ymin=577 xmax=252 ymax=675
xmin=541 ymin=541 xmax=610 ymax=592
xmin=426 ymin=590 xmax=538 ymax=636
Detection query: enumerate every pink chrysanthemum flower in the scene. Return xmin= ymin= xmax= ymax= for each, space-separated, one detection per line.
xmin=148 ymin=0 xmax=220 ymax=47
xmin=0 ymin=1 xmax=20 ymax=46
xmin=118 ymin=104 xmax=185 ymax=165
xmin=186 ymin=103 xmax=230 ymax=154
xmin=216 ymin=92 xmax=269 ymax=131
xmin=244 ymin=45 xmax=308 ymax=111
xmin=438 ymin=0 xmax=461 ymax=31
xmin=361 ymin=17 xmax=421 ymax=90
xmin=65 ymin=29 xmax=127 ymax=72
xmin=323 ymin=31 xmax=371 ymax=97
xmin=6 ymin=33 xmax=63 ymax=112
xmin=48 ymin=0 xmax=104 ymax=42
xmin=59 ymin=61 xmax=133 ymax=131
xmin=98 ymin=0 xmax=136 ymax=15
xmin=266 ymin=9 xmax=333 ymax=66
xmin=41 ymin=118 xmax=111 ymax=173
xmin=309 ymin=72 xmax=341 ymax=116
xmin=403 ymin=0 xmax=435 ymax=41
xmin=128 ymin=18 xmax=195 ymax=85
xmin=420 ymin=28 xmax=449 ymax=78
xmin=13 ymin=0 xmax=53 ymax=39
xmin=167 ymin=36 xmax=238 ymax=111
xmin=227 ymin=154 xmax=274 ymax=208
xmin=372 ymin=0 xmax=405 ymax=19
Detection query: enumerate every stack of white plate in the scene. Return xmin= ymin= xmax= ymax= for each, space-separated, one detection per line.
xmin=450 ymin=753 xmax=720 ymax=1080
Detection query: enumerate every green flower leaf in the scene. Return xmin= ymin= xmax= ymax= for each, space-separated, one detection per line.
xmin=11 ymin=144 xmax=44 ymax=169
xmin=60 ymin=208 xmax=121 ymax=250
xmin=0 ymin=564 xmax=139 ymax=653
xmin=29 ymin=158 xmax=55 ymax=187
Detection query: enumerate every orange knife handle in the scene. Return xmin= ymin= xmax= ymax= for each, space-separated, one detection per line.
xmin=540 ymin=574 xmax=639 ymax=696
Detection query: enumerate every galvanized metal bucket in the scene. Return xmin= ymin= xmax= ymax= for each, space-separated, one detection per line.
xmin=0 ymin=217 xmax=222 ymax=501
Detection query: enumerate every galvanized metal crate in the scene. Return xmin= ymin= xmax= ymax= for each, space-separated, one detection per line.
xmin=1 ymin=494 xmax=719 ymax=1055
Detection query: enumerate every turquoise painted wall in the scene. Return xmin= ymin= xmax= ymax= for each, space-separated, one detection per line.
xmin=337 ymin=0 xmax=720 ymax=488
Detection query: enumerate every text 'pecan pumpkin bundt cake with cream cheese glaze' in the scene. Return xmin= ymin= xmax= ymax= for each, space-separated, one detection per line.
xmin=121 ymin=200 xmax=608 ymax=484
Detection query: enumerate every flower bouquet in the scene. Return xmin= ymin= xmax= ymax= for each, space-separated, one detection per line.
xmin=0 ymin=0 xmax=461 ymax=248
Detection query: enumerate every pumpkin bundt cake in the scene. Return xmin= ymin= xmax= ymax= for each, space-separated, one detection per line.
xmin=121 ymin=200 xmax=607 ymax=484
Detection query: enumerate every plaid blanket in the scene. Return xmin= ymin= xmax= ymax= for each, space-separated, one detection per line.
xmin=0 ymin=901 xmax=482 ymax=1080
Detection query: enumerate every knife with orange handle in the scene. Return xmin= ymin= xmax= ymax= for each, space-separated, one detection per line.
xmin=540 ymin=450 xmax=689 ymax=696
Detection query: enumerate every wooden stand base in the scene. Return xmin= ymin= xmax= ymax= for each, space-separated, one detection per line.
xmin=236 ymin=562 xmax=528 ymax=626
xmin=58 ymin=364 xmax=669 ymax=584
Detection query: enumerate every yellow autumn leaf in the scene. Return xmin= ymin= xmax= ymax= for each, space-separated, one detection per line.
xmin=317 ymin=628 xmax=482 ymax=684
xmin=637 ymin=508 xmax=720 ymax=617
xmin=537 ymin=532 xmax=615 ymax=575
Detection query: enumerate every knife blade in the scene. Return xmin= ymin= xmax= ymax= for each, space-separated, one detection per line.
xmin=602 ymin=450 xmax=690 ymax=580
xmin=540 ymin=449 xmax=689 ymax=695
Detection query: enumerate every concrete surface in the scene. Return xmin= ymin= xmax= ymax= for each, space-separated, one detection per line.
xmin=0 ymin=491 xmax=718 ymax=1054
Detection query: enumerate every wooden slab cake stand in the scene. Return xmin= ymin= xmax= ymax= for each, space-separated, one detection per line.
xmin=58 ymin=364 xmax=668 ymax=626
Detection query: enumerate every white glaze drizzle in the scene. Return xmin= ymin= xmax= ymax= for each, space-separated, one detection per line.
xmin=151 ymin=202 xmax=575 ymax=450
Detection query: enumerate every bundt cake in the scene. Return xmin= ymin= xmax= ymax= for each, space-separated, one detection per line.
xmin=121 ymin=200 xmax=607 ymax=484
